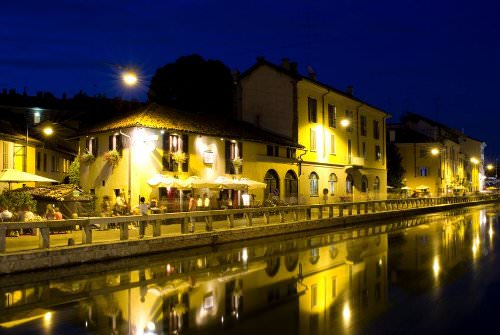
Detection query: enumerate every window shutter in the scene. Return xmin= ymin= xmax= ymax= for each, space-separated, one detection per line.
xmin=225 ymin=141 xmax=232 ymax=174
xmin=238 ymin=142 xmax=243 ymax=173
xmin=92 ymin=138 xmax=99 ymax=157
xmin=162 ymin=132 xmax=171 ymax=171
xmin=108 ymin=135 xmax=113 ymax=150
xmin=182 ymin=134 xmax=189 ymax=172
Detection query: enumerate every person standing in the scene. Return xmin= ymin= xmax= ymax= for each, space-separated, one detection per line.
xmin=138 ymin=197 xmax=148 ymax=238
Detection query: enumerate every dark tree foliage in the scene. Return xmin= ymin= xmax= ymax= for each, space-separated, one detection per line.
xmin=387 ymin=141 xmax=406 ymax=188
xmin=148 ymin=54 xmax=234 ymax=117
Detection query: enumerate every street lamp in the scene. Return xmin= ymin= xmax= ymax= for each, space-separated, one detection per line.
xmin=121 ymin=71 xmax=138 ymax=87
xmin=42 ymin=126 xmax=54 ymax=136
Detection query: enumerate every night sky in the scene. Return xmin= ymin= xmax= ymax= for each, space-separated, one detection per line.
xmin=1 ymin=1 xmax=499 ymax=157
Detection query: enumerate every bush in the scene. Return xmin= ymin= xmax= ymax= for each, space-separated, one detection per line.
xmin=0 ymin=191 xmax=37 ymax=212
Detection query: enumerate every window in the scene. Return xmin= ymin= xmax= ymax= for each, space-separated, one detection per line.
xmin=309 ymin=172 xmax=319 ymax=196
xmin=328 ymin=104 xmax=336 ymax=128
xmin=373 ymin=120 xmax=380 ymax=139
xmin=226 ymin=140 xmax=242 ymax=174
xmin=163 ymin=133 xmax=189 ymax=172
xmin=311 ymin=284 xmax=318 ymax=308
xmin=88 ymin=137 xmax=98 ymax=157
xmin=284 ymin=170 xmax=298 ymax=203
xmin=108 ymin=134 xmax=123 ymax=154
xmin=361 ymin=175 xmax=368 ymax=192
xmin=51 ymin=156 xmax=55 ymax=172
xmin=375 ymin=145 xmax=381 ymax=161
xmin=419 ymin=148 xmax=428 ymax=158
xmin=310 ymin=129 xmax=317 ymax=151
xmin=286 ymin=148 xmax=296 ymax=159
xmin=345 ymin=110 xmax=353 ymax=132
xmin=332 ymin=277 xmax=337 ymax=298
xmin=264 ymin=170 xmax=280 ymax=199
xmin=308 ymin=97 xmax=317 ymax=123
xmin=362 ymin=142 xmax=367 ymax=159
xmin=43 ymin=153 xmax=47 ymax=172
xmin=2 ymin=142 xmax=8 ymax=169
xmin=420 ymin=167 xmax=428 ymax=176
xmin=360 ymin=115 xmax=367 ymax=136
xmin=346 ymin=174 xmax=353 ymax=194
xmin=55 ymin=157 xmax=60 ymax=172
xmin=329 ymin=134 xmax=336 ymax=154
xmin=329 ymin=173 xmax=338 ymax=195
xmin=374 ymin=176 xmax=380 ymax=192
xmin=267 ymin=145 xmax=279 ymax=157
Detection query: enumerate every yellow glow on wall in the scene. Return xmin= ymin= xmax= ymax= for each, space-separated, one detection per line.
xmin=432 ymin=256 xmax=440 ymax=277
xmin=342 ymin=303 xmax=351 ymax=323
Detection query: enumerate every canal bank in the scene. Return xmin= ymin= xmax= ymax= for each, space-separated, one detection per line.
xmin=0 ymin=198 xmax=499 ymax=274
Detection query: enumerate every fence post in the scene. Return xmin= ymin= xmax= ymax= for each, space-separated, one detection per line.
xmin=227 ymin=214 xmax=235 ymax=228
xmin=39 ymin=226 xmax=50 ymax=249
xmin=279 ymin=210 xmax=285 ymax=223
xmin=205 ymin=215 xmax=213 ymax=231
xmin=263 ymin=212 xmax=270 ymax=224
xmin=153 ymin=220 xmax=161 ymax=237
xmin=82 ymin=220 xmax=92 ymax=244
xmin=339 ymin=204 xmax=344 ymax=217
xmin=0 ymin=226 xmax=6 ymax=252
xmin=348 ymin=204 xmax=353 ymax=216
xmin=120 ymin=222 xmax=129 ymax=240
xmin=318 ymin=207 xmax=323 ymax=219
xmin=357 ymin=204 xmax=361 ymax=215
xmin=329 ymin=206 xmax=333 ymax=218
xmin=181 ymin=217 xmax=191 ymax=234
xmin=245 ymin=213 xmax=253 ymax=226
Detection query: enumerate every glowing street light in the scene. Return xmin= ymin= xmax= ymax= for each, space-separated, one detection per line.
xmin=43 ymin=126 xmax=54 ymax=136
xmin=431 ymin=148 xmax=440 ymax=156
xmin=122 ymin=71 xmax=138 ymax=86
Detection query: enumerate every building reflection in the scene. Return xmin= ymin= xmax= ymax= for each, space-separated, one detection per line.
xmin=1 ymin=207 xmax=496 ymax=334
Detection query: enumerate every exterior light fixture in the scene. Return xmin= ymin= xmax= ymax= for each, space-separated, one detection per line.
xmin=122 ymin=71 xmax=138 ymax=86
xmin=431 ymin=148 xmax=440 ymax=156
xmin=487 ymin=164 xmax=494 ymax=170
xmin=470 ymin=157 xmax=479 ymax=164
xmin=43 ymin=126 xmax=54 ymax=136
xmin=340 ymin=119 xmax=350 ymax=128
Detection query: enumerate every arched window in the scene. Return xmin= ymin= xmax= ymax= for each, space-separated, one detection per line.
xmin=373 ymin=176 xmax=380 ymax=192
xmin=328 ymin=173 xmax=338 ymax=195
xmin=264 ymin=170 xmax=280 ymax=199
xmin=284 ymin=170 xmax=298 ymax=203
xmin=346 ymin=174 xmax=353 ymax=194
xmin=361 ymin=175 xmax=368 ymax=192
xmin=309 ymin=172 xmax=319 ymax=196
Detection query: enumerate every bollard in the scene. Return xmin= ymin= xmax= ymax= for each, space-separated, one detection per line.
xmin=67 ymin=238 xmax=75 ymax=246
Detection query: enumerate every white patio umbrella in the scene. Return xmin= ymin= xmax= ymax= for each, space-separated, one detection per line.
xmin=416 ymin=185 xmax=430 ymax=191
xmin=238 ymin=178 xmax=267 ymax=190
xmin=0 ymin=169 xmax=57 ymax=189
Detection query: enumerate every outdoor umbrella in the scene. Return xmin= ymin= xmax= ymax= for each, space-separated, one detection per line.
xmin=0 ymin=169 xmax=57 ymax=189
xmin=416 ymin=185 xmax=430 ymax=190
xmin=401 ymin=186 xmax=412 ymax=190
xmin=238 ymin=178 xmax=267 ymax=190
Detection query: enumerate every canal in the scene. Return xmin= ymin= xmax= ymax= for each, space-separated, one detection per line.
xmin=0 ymin=204 xmax=498 ymax=335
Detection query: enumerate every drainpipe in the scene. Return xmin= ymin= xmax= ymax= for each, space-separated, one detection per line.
xmin=119 ymin=129 xmax=132 ymax=207
xmin=321 ymin=89 xmax=329 ymax=158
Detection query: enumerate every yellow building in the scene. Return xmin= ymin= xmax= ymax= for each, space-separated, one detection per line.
xmin=238 ymin=58 xmax=390 ymax=202
xmin=78 ymin=103 xmax=302 ymax=210
xmin=389 ymin=113 xmax=485 ymax=195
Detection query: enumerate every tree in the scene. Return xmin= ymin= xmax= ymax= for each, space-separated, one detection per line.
xmin=387 ymin=142 xmax=406 ymax=188
xmin=148 ymin=54 xmax=234 ymax=117
xmin=68 ymin=159 xmax=80 ymax=185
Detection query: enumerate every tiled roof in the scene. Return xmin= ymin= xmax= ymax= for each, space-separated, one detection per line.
xmin=81 ymin=103 xmax=303 ymax=148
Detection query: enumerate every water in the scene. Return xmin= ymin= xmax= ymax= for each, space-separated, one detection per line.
xmin=0 ymin=204 xmax=498 ymax=335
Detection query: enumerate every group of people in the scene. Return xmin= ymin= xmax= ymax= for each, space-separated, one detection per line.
xmin=0 ymin=205 xmax=37 ymax=237
xmin=101 ymin=192 xmax=129 ymax=217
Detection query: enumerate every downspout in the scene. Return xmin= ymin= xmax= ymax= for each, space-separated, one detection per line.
xmin=119 ymin=129 xmax=132 ymax=207
xmin=321 ymin=89 xmax=329 ymax=158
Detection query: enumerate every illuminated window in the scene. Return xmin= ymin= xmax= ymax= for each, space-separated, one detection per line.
xmin=329 ymin=173 xmax=337 ymax=195
xmin=203 ymin=293 xmax=214 ymax=310
xmin=346 ymin=174 xmax=353 ymax=194
xmin=309 ymin=172 xmax=319 ymax=196
xmin=310 ymin=129 xmax=317 ymax=151
xmin=420 ymin=167 xmax=428 ymax=176
xmin=330 ymin=134 xmax=336 ymax=154
xmin=375 ymin=145 xmax=381 ymax=161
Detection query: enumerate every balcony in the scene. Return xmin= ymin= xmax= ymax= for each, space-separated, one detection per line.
xmin=350 ymin=156 xmax=365 ymax=166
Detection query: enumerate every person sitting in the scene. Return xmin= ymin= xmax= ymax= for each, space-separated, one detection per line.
xmin=54 ymin=207 xmax=63 ymax=220
xmin=45 ymin=204 xmax=55 ymax=220
xmin=102 ymin=195 xmax=113 ymax=217
xmin=115 ymin=192 xmax=128 ymax=215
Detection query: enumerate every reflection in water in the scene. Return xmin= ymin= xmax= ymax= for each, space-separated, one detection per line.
xmin=0 ymin=205 xmax=498 ymax=335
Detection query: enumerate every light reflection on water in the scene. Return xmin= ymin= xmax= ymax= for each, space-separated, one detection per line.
xmin=0 ymin=205 xmax=498 ymax=335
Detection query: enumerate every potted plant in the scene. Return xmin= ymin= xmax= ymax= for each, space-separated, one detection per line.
xmin=103 ymin=150 xmax=120 ymax=167
xmin=172 ymin=151 xmax=187 ymax=172
xmin=79 ymin=151 xmax=95 ymax=164
xmin=232 ymin=157 xmax=243 ymax=174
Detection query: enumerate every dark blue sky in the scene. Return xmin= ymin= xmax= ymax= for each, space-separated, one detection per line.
xmin=1 ymin=1 xmax=499 ymax=157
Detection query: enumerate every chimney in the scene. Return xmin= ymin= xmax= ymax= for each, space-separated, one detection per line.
xmin=281 ymin=58 xmax=290 ymax=70
xmin=346 ymin=86 xmax=353 ymax=96
xmin=290 ymin=62 xmax=298 ymax=75
xmin=307 ymin=65 xmax=317 ymax=81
